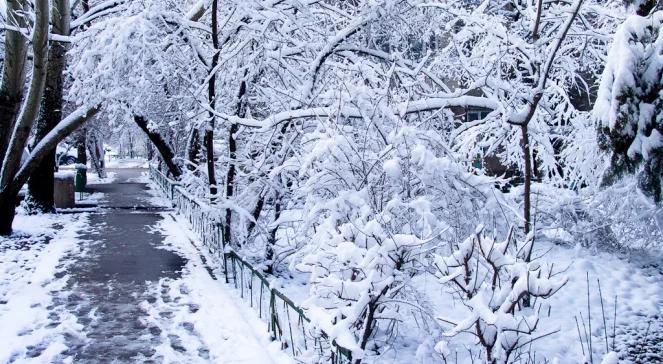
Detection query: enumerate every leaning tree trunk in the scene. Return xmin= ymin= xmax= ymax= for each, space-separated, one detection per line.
xmin=26 ymin=0 xmax=71 ymax=213
xmin=0 ymin=0 xmax=29 ymax=165
xmin=0 ymin=105 xmax=100 ymax=235
xmin=134 ymin=115 xmax=182 ymax=178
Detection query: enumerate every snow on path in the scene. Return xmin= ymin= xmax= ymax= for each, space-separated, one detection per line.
xmin=150 ymin=214 xmax=293 ymax=364
xmin=0 ymin=213 xmax=89 ymax=363
xmin=1 ymin=168 xmax=291 ymax=364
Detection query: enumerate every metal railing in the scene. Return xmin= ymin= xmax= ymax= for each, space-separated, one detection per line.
xmin=149 ymin=165 xmax=353 ymax=364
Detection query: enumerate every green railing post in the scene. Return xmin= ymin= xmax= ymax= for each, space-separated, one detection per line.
xmin=270 ymin=288 xmax=278 ymax=340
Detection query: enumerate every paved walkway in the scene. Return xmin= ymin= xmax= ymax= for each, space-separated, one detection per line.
xmin=51 ymin=168 xmax=287 ymax=363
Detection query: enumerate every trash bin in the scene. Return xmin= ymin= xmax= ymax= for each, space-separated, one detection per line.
xmin=75 ymin=164 xmax=87 ymax=192
xmin=54 ymin=172 xmax=75 ymax=208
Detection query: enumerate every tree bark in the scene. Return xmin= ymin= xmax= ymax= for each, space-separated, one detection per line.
xmin=0 ymin=0 xmax=51 ymax=194
xmin=265 ymin=191 xmax=280 ymax=275
xmin=0 ymin=193 xmax=19 ymax=236
xmin=26 ymin=0 xmax=71 ymax=213
xmin=246 ymin=189 xmax=264 ymax=238
xmin=521 ymin=124 xmax=532 ymax=249
xmin=76 ymin=128 xmax=88 ymax=165
xmin=186 ymin=127 xmax=200 ymax=170
xmin=0 ymin=105 xmax=99 ymax=235
xmin=205 ymin=0 xmax=220 ymax=201
xmin=0 ymin=0 xmax=29 ymax=165
xmin=134 ymin=115 xmax=182 ymax=178
xmin=223 ymin=76 xmax=247 ymax=246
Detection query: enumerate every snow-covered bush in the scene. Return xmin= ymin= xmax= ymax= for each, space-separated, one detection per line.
xmin=534 ymin=178 xmax=663 ymax=251
xmin=434 ymin=226 xmax=567 ymax=363
xmin=291 ymin=88 xmax=511 ymax=359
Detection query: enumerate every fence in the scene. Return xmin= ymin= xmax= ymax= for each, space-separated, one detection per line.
xmin=149 ymin=166 xmax=353 ymax=364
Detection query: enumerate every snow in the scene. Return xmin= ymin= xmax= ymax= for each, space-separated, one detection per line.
xmin=401 ymin=238 xmax=663 ymax=364
xmin=150 ymin=213 xmax=293 ymax=364
xmin=104 ymin=157 xmax=148 ymax=168
xmin=0 ymin=213 xmax=89 ymax=363
xmin=601 ymin=351 xmax=619 ymax=364
xmin=383 ymin=158 xmax=401 ymax=179
xmin=85 ymin=170 xmax=116 ymax=184
xmin=2 ymin=0 xmax=660 ymax=361
xmin=593 ymin=11 xmax=663 ymax=162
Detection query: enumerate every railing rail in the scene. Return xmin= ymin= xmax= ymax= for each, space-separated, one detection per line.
xmin=149 ymin=165 xmax=352 ymax=364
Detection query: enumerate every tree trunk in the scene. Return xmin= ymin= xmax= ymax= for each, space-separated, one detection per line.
xmin=223 ymin=76 xmax=247 ymax=246
xmin=146 ymin=136 xmax=155 ymax=160
xmin=521 ymin=124 xmax=532 ymax=252
xmin=26 ymin=0 xmax=71 ymax=213
xmin=246 ymin=189 xmax=265 ymax=238
xmin=0 ymin=0 xmax=50 ymax=234
xmin=265 ymin=191 xmax=280 ymax=275
xmin=0 ymin=0 xmax=51 ymax=193
xmin=86 ymin=132 xmax=106 ymax=178
xmin=186 ymin=128 xmax=200 ymax=170
xmin=134 ymin=115 xmax=182 ymax=178
xmin=0 ymin=0 xmax=29 ymax=165
xmin=1 ymin=105 xmax=99 ymax=236
xmin=0 ymin=192 xmax=18 ymax=236
xmin=520 ymin=124 xmax=533 ymax=308
xmin=205 ymin=0 xmax=220 ymax=201
xmin=76 ymin=128 xmax=88 ymax=165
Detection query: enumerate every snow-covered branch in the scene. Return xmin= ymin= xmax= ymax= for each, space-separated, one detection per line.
xmin=10 ymin=105 xmax=101 ymax=192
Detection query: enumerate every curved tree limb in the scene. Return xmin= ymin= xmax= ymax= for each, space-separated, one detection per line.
xmin=10 ymin=105 xmax=101 ymax=193
xmin=0 ymin=0 xmax=50 ymax=192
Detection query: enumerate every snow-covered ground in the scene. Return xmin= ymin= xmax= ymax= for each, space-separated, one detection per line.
xmin=227 ymin=237 xmax=663 ymax=363
xmin=104 ymin=158 xmax=147 ymax=169
xmin=149 ymin=214 xmax=293 ymax=364
xmin=146 ymin=174 xmax=663 ymax=363
xmin=86 ymin=170 xmax=117 ymax=184
xmin=403 ymin=241 xmax=663 ymax=364
xmin=1 ymin=167 xmax=295 ymax=364
xmin=3 ymin=164 xmax=658 ymax=364
xmin=0 ymin=213 xmax=89 ymax=363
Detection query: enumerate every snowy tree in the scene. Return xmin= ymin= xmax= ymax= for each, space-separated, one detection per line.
xmin=67 ymin=0 xmax=211 ymax=178
xmin=415 ymin=0 xmax=622 ymax=251
xmin=594 ymin=7 xmax=663 ymax=203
